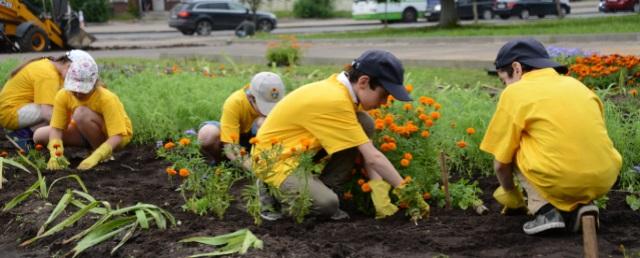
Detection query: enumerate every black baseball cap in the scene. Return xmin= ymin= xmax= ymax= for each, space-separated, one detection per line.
xmin=352 ymin=50 xmax=411 ymax=101
xmin=493 ymin=38 xmax=568 ymax=74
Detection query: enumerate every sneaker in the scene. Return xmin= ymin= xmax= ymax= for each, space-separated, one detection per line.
xmin=522 ymin=205 xmax=566 ymax=235
xmin=570 ymin=204 xmax=599 ymax=233
xmin=330 ymin=208 xmax=350 ymax=221
xmin=257 ymin=179 xmax=283 ymax=221
xmin=6 ymin=128 xmax=34 ymax=151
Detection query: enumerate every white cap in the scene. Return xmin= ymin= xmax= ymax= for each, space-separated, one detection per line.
xmin=249 ymin=72 xmax=286 ymax=115
xmin=64 ymin=50 xmax=98 ymax=94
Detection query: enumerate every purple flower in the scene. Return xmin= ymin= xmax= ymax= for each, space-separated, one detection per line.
xmin=546 ymin=46 xmax=596 ymax=58
xmin=184 ymin=129 xmax=197 ymax=136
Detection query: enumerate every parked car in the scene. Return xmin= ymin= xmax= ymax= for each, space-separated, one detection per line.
xmin=599 ymin=0 xmax=639 ymax=12
xmin=425 ymin=0 xmax=496 ymax=21
xmin=493 ymin=0 xmax=571 ymax=19
xmin=169 ymin=0 xmax=277 ymax=36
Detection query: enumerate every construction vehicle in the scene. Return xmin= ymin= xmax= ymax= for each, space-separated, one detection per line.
xmin=0 ymin=0 xmax=95 ymax=52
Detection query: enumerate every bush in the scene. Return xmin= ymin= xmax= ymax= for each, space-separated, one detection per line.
xmin=266 ymin=35 xmax=304 ymax=67
xmin=70 ymin=0 xmax=111 ymax=23
xmin=293 ymin=0 xmax=335 ymax=18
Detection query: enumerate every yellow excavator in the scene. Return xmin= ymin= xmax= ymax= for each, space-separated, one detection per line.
xmin=0 ymin=0 xmax=95 ymax=52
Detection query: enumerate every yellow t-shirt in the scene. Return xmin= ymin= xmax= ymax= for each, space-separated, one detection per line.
xmin=0 ymin=59 xmax=63 ymax=129
xmin=51 ymin=87 xmax=133 ymax=139
xmin=252 ymin=74 xmax=370 ymax=187
xmin=219 ymin=86 xmax=260 ymax=144
xmin=480 ymin=68 xmax=621 ymax=211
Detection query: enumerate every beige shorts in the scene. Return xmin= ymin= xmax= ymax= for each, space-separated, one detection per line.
xmin=17 ymin=104 xmax=43 ymax=128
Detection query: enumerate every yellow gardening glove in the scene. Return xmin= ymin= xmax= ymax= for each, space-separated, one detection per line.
xmin=77 ymin=143 xmax=113 ymax=170
xmin=493 ymin=186 xmax=526 ymax=213
xmin=369 ymin=179 xmax=399 ymax=219
xmin=46 ymin=139 xmax=69 ymax=170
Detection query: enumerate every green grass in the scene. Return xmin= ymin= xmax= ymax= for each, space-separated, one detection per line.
xmin=272 ymin=10 xmax=352 ymax=19
xmin=259 ymin=14 xmax=640 ymax=40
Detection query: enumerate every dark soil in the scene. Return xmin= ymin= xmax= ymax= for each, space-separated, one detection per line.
xmin=1 ymin=138 xmax=639 ymax=258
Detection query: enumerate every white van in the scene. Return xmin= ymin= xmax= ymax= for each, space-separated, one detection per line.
xmin=352 ymin=0 xmax=426 ymax=22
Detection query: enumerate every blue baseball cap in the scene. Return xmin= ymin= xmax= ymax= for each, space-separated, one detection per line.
xmin=494 ymin=38 xmax=568 ymax=74
xmin=352 ymin=50 xmax=411 ymax=101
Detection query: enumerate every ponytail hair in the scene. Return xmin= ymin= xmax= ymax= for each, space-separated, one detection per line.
xmin=9 ymin=54 xmax=72 ymax=78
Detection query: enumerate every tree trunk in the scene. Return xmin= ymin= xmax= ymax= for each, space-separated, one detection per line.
xmin=439 ymin=0 xmax=458 ymax=27
xmin=472 ymin=0 xmax=478 ymax=24
xmin=554 ymin=0 xmax=564 ymax=19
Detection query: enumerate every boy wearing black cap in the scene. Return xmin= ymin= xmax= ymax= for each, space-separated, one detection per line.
xmin=252 ymin=50 xmax=427 ymax=220
xmin=481 ymin=38 xmax=621 ymax=235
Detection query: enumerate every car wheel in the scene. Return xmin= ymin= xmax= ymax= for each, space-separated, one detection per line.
xmin=257 ymin=19 xmax=274 ymax=32
xmin=519 ymin=9 xmax=530 ymax=19
xmin=180 ymin=30 xmax=194 ymax=36
xmin=195 ymin=20 xmax=212 ymax=36
xmin=402 ymin=8 xmax=418 ymax=23
xmin=563 ymin=6 xmax=570 ymax=14
xmin=499 ymin=14 xmax=510 ymax=19
xmin=482 ymin=10 xmax=493 ymax=20
xmin=538 ymin=14 xmax=545 ymax=18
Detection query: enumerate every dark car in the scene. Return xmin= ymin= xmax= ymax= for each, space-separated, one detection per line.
xmin=599 ymin=0 xmax=639 ymax=12
xmin=493 ymin=0 xmax=570 ymax=19
xmin=425 ymin=0 xmax=496 ymax=21
xmin=169 ymin=0 xmax=277 ymax=36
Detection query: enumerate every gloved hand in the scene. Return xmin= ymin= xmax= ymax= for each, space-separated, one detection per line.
xmin=393 ymin=183 xmax=430 ymax=221
xmin=47 ymin=138 xmax=69 ymax=170
xmin=369 ymin=179 xmax=399 ymax=219
xmin=77 ymin=143 xmax=113 ymax=170
xmin=493 ymin=186 xmax=526 ymax=213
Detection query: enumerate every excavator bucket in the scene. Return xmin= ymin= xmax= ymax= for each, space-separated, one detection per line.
xmin=66 ymin=27 xmax=95 ymax=49
xmin=64 ymin=17 xmax=95 ymax=49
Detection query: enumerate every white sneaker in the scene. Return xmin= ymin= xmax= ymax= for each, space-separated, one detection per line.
xmin=330 ymin=208 xmax=350 ymax=221
xmin=522 ymin=207 xmax=566 ymax=235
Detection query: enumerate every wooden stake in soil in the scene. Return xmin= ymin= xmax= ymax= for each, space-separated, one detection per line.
xmin=438 ymin=151 xmax=451 ymax=210
xmin=582 ymin=215 xmax=598 ymax=258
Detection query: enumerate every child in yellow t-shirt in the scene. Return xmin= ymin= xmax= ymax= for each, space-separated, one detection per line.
xmin=197 ymin=72 xmax=286 ymax=169
xmin=33 ymin=51 xmax=133 ymax=171
xmin=0 ymin=51 xmax=87 ymax=149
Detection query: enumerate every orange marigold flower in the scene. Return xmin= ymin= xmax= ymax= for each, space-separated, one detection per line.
xmin=403 ymin=103 xmax=413 ymax=111
xmin=375 ymin=122 xmax=385 ymax=130
xmin=343 ymin=191 xmax=353 ymax=201
xmin=434 ymin=103 xmax=442 ymax=110
xmin=456 ymin=140 xmax=467 ymax=148
xmin=230 ymin=134 xmax=240 ymax=143
xmin=53 ymin=143 xmax=61 ymax=149
xmin=357 ymin=178 xmax=366 ymax=186
xmin=630 ymin=89 xmax=638 ymax=97
xmin=403 ymin=175 xmax=412 ymax=184
xmin=399 ymin=202 xmax=409 ymax=209
xmin=240 ymin=148 xmax=247 ymax=156
xmin=388 ymin=142 xmax=397 ymax=151
xmin=55 ymin=151 xmax=62 ymax=157
xmin=405 ymin=84 xmax=413 ymax=93
xmin=249 ymin=137 xmax=259 ymax=145
xmin=164 ymin=142 xmax=176 ymax=150
xmin=423 ymin=192 xmax=432 ymax=201
xmin=270 ymin=137 xmax=279 ymax=145
xmin=300 ymin=138 xmax=311 ymax=149
xmin=400 ymin=158 xmax=410 ymax=167
xmin=179 ymin=138 xmax=191 ymax=146
xmin=35 ymin=144 xmax=44 ymax=151
xmin=425 ymin=119 xmax=434 ymax=127
xmin=418 ymin=113 xmax=428 ymax=121
xmin=430 ymin=111 xmax=441 ymax=120
xmin=179 ymin=168 xmax=190 ymax=177
xmin=403 ymin=152 xmax=413 ymax=160
xmin=421 ymin=130 xmax=430 ymax=138
xmin=380 ymin=143 xmax=390 ymax=152
xmin=361 ymin=183 xmax=371 ymax=193
xmin=290 ymin=147 xmax=297 ymax=153
xmin=0 ymin=151 xmax=8 ymax=158
xmin=384 ymin=114 xmax=394 ymax=125
xmin=466 ymin=127 xmax=476 ymax=135
xmin=166 ymin=167 xmax=177 ymax=176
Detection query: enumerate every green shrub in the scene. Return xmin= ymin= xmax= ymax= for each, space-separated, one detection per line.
xmin=70 ymin=0 xmax=111 ymax=23
xmin=293 ymin=0 xmax=334 ymax=18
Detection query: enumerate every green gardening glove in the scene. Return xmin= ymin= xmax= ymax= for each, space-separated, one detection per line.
xmin=493 ymin=186 xmax=526 ymax=213
xmin=369 ymin=179 xmax=399 ymax=219
xmin=77 ymin=143 xmax=113 ymax=170
xmin=47 ymin=138 xmax=69 ymax=170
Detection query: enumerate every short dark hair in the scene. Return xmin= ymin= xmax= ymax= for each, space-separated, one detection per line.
xmin=344 ymin=64 xmax=382 ymax=91
xmin=496 ymin=61 xmax=535 ymax=78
